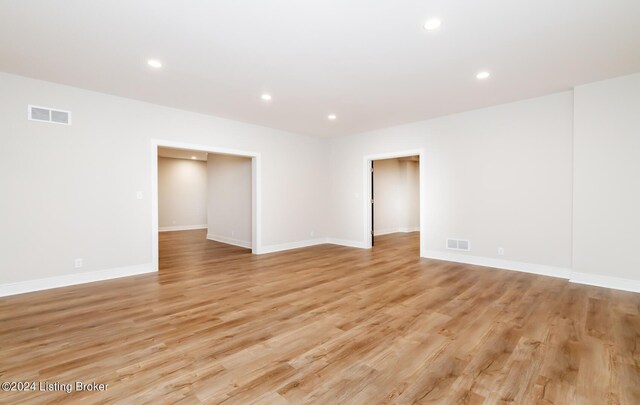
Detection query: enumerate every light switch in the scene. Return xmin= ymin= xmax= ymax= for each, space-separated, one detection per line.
xmin=136 ymin=191 xmax=143 ymax=200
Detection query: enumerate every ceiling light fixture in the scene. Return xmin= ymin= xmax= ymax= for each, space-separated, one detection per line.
xmin=328 ymin=114 xmax=337 ymax=120
xmin=261 ymin=93 xmax=272 ymax=101
xmin=476 ymin=71 xmax=491 ymax=80
xmin=424 ymin=19 xmax=442 ymax=31
xmin=191 ymin=156 xmax=197 ymax=160
xmin=147 ymin=59 xmax=162 ymax=68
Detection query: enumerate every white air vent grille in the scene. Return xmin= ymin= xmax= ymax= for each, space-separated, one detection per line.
xmin=446 ymin=238 xmax=471 ymax=251
xmin=28 ymin=105 xmax=71 ymax=125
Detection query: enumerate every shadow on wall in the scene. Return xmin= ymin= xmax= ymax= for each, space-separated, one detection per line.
xmin=373 ymin=157 xmax=419 ymax=236
xmin=206 ymin=153 xmax=252 ymax=249
xmin=158 ymin=156 xmax=208 ymax=231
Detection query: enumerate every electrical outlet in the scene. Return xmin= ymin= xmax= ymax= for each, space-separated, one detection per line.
xmin=136 ymin=191 xmax=143 ymax=199
xmin=231 ymin=231 xmax=235 ymax=237
xmin=498 ymin=247 xmax=505 ymax=255
xmin=310 ymin=231 xmax=315 ymax=237
xmin=75 ymin=258 xmax=83 ymax=268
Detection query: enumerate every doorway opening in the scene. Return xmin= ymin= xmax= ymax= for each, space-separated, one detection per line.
xmin=151 ymin=140 xmax=261 ymax=271
xmin=364 ymin=150 xmax=425 ymax=256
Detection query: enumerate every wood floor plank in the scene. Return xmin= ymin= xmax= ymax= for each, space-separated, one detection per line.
xmin=0 ymin=230 xmax=639 ymax=404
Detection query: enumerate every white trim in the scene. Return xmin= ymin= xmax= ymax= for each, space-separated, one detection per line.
xmin=257 ymin=238 xmax=327 ymax=254
xmin=570 ymin=272 xmax=640 ymax=293
xmin=422 ymin=250 xmax=640 ymax=294
xmin=259 ymin=237 xmax=370 ymax=251
xmin=374 ymin=227 xmax=420 ymax=236
xmin=326 ymin=238 xmax=369 ymax=249
xmin=252 ymin=154 xmax=261 ymax=254
xmin=422 ymin=250 xmax=572 ymax=279
xmin=159 ymin=224 xmax=208 ymax=232
xmin=3 ymin=248 xmax=638 ymax=297
xmin=206 ymin=234 xmax=252 ymax=249
xmin=364 ymin=149 xmax=426 ymax=257
xmin=151 ymin=139 xmax=261 ymax=271
xmin=0 ymin=263 xmax=154 ymax=298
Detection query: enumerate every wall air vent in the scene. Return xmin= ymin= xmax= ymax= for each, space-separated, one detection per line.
xmin=28 ymin=105 xmax=72 ymax=125
xmin=446 ymin=238 xmax=470 ymax=251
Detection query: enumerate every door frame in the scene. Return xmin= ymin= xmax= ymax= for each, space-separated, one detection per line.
xmin=151 ymin=139 xmax=261 ymax=271
xmin=363 ymin=149 xmax=426 ymax=257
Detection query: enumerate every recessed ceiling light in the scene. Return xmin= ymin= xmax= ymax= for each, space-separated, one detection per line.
xmin=328 ymin=114 xmax=337 ymax=120
xmin=476 ymin=71 xmax=491 ymax=80
xmin=147 ymin=59 xmax=162 ymax=68
xmin=191 ymin=156 xmax=197 ymax=160
xmin=424 ymin=19 xmax=442 ymax=31
xmin=261 ymin=93 xmax=272 ymax=101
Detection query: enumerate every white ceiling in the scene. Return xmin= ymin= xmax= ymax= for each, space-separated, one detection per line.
xmin=1 ymin=1 xmax=639 ymax=137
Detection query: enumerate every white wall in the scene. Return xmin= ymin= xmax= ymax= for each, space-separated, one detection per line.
xmin=373 ymin=158 xmax=419 ymax=235
xmin=1 ymin=70 xmax=639 ymax=292
xmin=573 ymin=73 xmax=640 ymax=282
xmin=0 ymin=72 xmax=329 ymax=285
xmin=158 ymin=157 xmax=207 ymax=230
xmin=406 ymin=160 xmax=420 ymax=231
xmin=206 ymin=154 xmax=252 ymax=247
xmin=329 ymin=92 xmax=574 ymax=271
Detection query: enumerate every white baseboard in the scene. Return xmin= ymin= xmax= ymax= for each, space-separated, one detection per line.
xmin=422 ymin=250 xmax=572 ymax=279
xmin=569 ymin=272 xmax=640 ymax=293
xmin=326 ymin=238 xmax=369 ymax=249
xmin=159 ymin=224 xmax=207 ymax=232
xmin=257 ymin=238 xmax=328 ymax=254
xmin=258 ymin=237 xmax=371 ymax=253
xmin=3 ymin=248 xmax=637 ymax=298
xmin=0 ymin=263 xmax=155 ymax=298
xmin=374 ymin=227 xmax=420 ymax=236
xmin=206 ymin=234 xmax=252 ymax=249
xmin=421 ymin=250 xmax=640 ymax=294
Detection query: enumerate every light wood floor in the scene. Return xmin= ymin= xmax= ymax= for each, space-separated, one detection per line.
xmin=1 ymin=230 xmax=639 ymax=404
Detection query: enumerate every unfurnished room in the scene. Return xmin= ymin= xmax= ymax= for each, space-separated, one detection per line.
xmin=0 ymin=1 xmax=639 ymax=404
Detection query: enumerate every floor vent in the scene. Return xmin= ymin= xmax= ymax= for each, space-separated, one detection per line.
xmin=28 ymin=105 xmax=72 ymax=125
xmin=446 ymin=238 xmax=470 ymax=251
